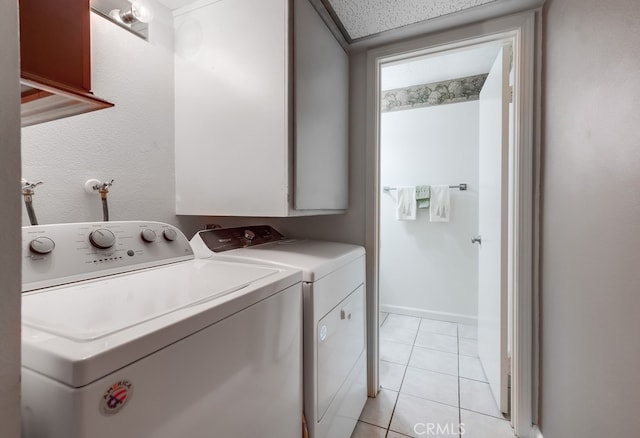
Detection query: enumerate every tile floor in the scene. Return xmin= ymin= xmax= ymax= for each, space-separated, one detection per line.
xmin=352 ymin=313 xmax=515 ymax=438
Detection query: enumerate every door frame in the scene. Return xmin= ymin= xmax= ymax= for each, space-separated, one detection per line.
xmin=364 ymin=10 xmax=542 ymax=437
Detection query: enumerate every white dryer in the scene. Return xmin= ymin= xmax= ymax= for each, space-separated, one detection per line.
xmin=21 ymin=221 xmax=302 ymax=438
xmin=190 ymin=225 xmax=367 ymax=438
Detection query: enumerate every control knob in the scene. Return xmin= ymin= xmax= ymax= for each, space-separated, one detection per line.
xmin=29 ymin=236 xmax=55 ymax=255
xmin=89 ymin=229 xmax=116 ymax=249
xmin=140 ymin=229 xmax=157 ymax=243
xmin=244 ymin=230 xmax=256 ymax=247
xmin=163 ymin=228 xmax=178 ymax=241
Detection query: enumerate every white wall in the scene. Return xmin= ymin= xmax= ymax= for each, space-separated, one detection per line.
xmin=0 ymin=0 xmax=22 ymax=435
xmin=20 ymin=3 xmax=206 ymax=236
xmin=541 ymin=0 xmax=640 ymax=436
xmin=379 ymin=101 xmax=479 ymax=321
xmin=19 ymin=3 xmax=366 ymax=244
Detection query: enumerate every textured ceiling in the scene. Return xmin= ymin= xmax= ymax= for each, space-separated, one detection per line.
xmin=324 ymin=0 xmax=498 ymax=40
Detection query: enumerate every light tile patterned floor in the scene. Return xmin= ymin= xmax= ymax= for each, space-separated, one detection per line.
xmin=352 ymin=313 xmax=515 ymax=438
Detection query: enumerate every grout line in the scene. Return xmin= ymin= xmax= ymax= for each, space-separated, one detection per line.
xmin=380 ymin=314 xmax=511 ymax=437
xmin=382 ymin=313 xmax=421 ymax=435
xmin=459 ymin=407 xmax=511 ymax=421
xmin=358 ymin=419 xmax=392 ymax=431
xmin=392 ymin=391 xmax=459 ymax=410
xmin=379 ymin=312 xmax=390 ymax=328
xmin=458 ymin=352 xmax=480 ymax=358
xmin=385 ymin=313 xmax=508 ymax=438
xmin=383 ymin=382 xmax=400 ymax=432
xmin=404 ymin=364 xmax=458 ymax=379
xmin=386 ymin=430 xmax=413 ymax=438
xmin=358 ymin=419 xmax=387 ymax=428
xmin=458 ymin=375 xmax=489 ymax=384
xmin=410 ymin=344 xmax=458 ymax=356
xmin=386 ymin=327 xmax=418 ymax=431
xmin=383 ymin=390 xmax=400 ymax=431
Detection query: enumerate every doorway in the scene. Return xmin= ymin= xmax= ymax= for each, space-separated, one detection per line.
xmin=366 ymin=41 xmax=514 ymax=437
xmin=363 ymin=11 xmax=539 ymax=438
xmin=378 ymin=43 xmax=504 ymax=327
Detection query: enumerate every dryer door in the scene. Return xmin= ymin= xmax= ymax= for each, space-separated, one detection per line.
xmin=316 ymin=284 xmax=365 ymax=420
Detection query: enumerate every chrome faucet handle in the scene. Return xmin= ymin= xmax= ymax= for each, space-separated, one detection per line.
xmin=92 ymin=179 xmax=115 ymax=192
xmin=21 ymin=179 xmax=43 ymax=195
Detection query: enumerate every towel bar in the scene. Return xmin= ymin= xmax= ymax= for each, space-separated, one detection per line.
xmin=383 ymin=184 xmax=467 ymax=192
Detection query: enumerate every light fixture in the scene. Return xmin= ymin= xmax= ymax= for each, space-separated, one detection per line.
xmin=109 ymin=1 xmax=154 ymax=25
xmin=91 ymin=0 xmax=152 ymax=40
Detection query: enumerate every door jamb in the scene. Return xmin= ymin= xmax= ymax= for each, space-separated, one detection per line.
xmin=364 ymin=9 xmax=542 ymax=438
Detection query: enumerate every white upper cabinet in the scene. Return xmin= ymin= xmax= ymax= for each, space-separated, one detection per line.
xmin=174 ymin=0 xmax=349 ymax=217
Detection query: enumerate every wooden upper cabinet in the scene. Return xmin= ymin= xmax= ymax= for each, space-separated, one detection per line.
xmin=19 ymin=0 xmax=113 ymax=127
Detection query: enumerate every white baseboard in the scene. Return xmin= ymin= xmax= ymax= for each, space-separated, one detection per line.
xmin=380 ymin=304 xmax=477 ymax=325
xmin=531 ymin=425 xmax=543 ymax=438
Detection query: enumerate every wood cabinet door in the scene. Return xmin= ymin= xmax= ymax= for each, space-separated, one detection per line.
xmin=19 ymin=0 xmax=90 ymax=92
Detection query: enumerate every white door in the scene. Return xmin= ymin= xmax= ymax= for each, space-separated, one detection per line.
xmin=477 ymin=45 xmax=511 ymax=414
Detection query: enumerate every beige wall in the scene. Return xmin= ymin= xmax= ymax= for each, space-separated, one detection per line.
xmin=540 ymin=0 xmax=640 ymax=435
xmin=0 ymin=0 xmax=22 ymax=436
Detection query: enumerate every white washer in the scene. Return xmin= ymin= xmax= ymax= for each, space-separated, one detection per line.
xmin=190 ymin=225 xmax=367 ymax=438
xmin=21 ymin=221 xmax=303 ymax=438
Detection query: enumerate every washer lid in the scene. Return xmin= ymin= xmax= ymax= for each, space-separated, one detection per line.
xmin=22 ymin=259 xmax=301 ymax=387
xmin=212 ymin=240 xmax=365 ymax=282
xmin=22 ymin=260 xmax=279 ymax=341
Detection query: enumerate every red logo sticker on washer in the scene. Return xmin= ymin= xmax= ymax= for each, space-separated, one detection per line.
xmin=100 ymin=380 xmax=133 ymax=415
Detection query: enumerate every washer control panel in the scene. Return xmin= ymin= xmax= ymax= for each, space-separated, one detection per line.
xmin=22 ymin=221 xmax=194 ymax=292
xmin=197 ymin=225 xmax=286 ymax=252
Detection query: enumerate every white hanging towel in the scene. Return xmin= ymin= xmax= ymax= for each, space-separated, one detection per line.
xmin=429 ymin=185 xmax=450 ymax=222
xmin=395 ymin=186 xmax=416 ymax=220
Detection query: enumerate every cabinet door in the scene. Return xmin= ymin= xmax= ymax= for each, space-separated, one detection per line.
xmin=293 ymin=0 xmax=349 ymax=211
xmin=19 ymin=0 xmax=113 ymax=126
xmin=20 ymin=0 xmax=90 ymax=92
xmin=174 ymin=0 xmax=290 ymax=216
